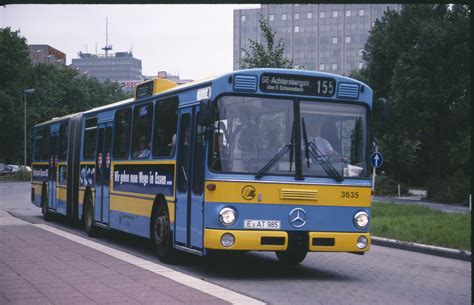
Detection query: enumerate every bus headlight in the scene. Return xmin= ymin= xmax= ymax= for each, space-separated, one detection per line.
xmin=219 ymin=207 xmax=236 ymax=226
xmin=353 ymin=211 xmax=369 ymax=229
xmin=220 ymin=233 xmax=235 ymax=247
xmin=357 ymin=236 xmax=368 ymax=249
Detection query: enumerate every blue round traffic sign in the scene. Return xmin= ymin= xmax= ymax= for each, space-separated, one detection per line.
xmin=370 ymin=152 xmax=384 ymax=168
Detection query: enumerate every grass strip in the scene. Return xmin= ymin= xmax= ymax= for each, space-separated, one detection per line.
xmin=371 ymin=201 xmax=471 ymax=251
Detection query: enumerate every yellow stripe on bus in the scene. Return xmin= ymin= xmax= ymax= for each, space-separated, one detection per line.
xmin=31 ymin=162 xmax=49 ymax=165
xmin=56 ymin=186 xmax=67 ymax=201
xmin=109 ymin=193 xmax=175 ymax=222
xmin=204 ymin=181 xmax=371 ymax=207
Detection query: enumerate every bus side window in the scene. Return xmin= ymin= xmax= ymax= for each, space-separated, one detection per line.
xmin=113 ymin=108 xmax=132 ymax=159
xmin=83 ymin=117 xmax=97 ymax=160
xmin=58 ymin=122 xmax=69 ymax=161
xmin=41 ymin=127 xmax=50 ymax=161
xmin=34 ymin=128 xmax=43 ymax=161
xmin=131 ymin=103 xmax=153 ymax=159
xmin=153 ymin=97 xmax=178 ymax=158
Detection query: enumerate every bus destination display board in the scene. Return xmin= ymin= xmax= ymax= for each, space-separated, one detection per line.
xmin=135 ymin=81 xmax=154 ymax=99
xmin=260 ymin=73 xmax=336 ymax=97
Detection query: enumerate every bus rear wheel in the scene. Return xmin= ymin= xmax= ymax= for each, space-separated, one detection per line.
xmin=84 ymin=193 xmax=99 ymax=237
xmin=275 ymin=248 xmax=308 ymax=265
xmin=41 ymin=186 xmax=51 ymax=222
xmin=151 ymin=205 xmax=175 ymax=263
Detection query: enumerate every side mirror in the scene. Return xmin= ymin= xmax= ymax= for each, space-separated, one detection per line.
xmin=198 ymin=99 xmax=214 ymax=126
xmin=373 ymin=98 xmax=390 ymax=122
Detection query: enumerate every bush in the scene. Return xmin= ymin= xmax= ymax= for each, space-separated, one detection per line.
xmin=375 ymin=175 xmax=409 ymax=196
xmin=0 ymin=169 xmax=31 ymax=181
xmin=427 ymin=170 xmax=471 ymax=204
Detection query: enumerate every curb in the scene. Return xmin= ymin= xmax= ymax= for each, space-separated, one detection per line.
xmin=372 ymin=236 xmax=471 ymax=262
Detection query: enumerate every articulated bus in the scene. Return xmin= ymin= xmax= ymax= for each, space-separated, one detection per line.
xmin=31 ymin=68 xmax=373 ymax=265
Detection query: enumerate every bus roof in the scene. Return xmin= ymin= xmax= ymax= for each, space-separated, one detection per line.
xmin=33 ymin=68 xmax=372 ymax=127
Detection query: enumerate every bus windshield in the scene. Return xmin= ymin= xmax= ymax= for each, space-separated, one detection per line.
xmin=300 ymin=101 xmax=368 ymax=179
xmin=210 ymin=95 xmax=368 ymax=179
xmin=210 ymin=96 xmax=295 ymax=175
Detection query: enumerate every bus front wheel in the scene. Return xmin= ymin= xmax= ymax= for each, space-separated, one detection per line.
xmin=275 ymin=248 xmax=308 ymax=265
xmin=151 ymin=205 xmax=175 ymax=263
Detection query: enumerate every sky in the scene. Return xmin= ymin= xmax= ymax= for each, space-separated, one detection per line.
xmin=0 ymin=4 xmax=261 ymax=80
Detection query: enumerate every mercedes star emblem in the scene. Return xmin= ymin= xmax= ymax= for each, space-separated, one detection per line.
xmin=289 ymin=208 xmax=307 ymax=228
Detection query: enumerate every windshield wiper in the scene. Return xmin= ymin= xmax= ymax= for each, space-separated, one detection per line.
xmin=255 ymin=122 xmax=295 ymax=179
xmin=301 ymin=119 xmax=344 ymax=182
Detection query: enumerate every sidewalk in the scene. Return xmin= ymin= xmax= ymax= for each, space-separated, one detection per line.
xmin=0 ymin=211 xmax=261 ymax=305
xmin=372 ymin=195 xmax=470 ymax=214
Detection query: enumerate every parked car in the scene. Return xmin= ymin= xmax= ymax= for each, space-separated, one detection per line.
xmin=6 ymin=165 xmax=19 ymax=172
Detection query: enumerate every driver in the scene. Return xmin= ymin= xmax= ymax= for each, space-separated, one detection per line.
xmin=307 ymin=117 xmax=339 ymax=156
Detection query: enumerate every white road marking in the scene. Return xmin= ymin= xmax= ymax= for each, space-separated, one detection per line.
xmin=34 ymin=223 xmax=265 ymax=305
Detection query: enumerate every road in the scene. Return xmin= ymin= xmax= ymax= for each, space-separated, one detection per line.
xmin=0 ymin=182 xmax=471 ymax=305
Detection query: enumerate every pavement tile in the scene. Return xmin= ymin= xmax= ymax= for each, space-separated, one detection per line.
xmin=106 ymin=281 xmax=145 ymax=290
xmin=165 ymin=288 xmax=221 ymax=303
xmin=57 ymin=274 xmax=101 ymax=285
xmin=188 ymin=300 xmax=230 ymax=305
xmin=96 ymin=273 xmax=133 ymax=284
xmin=74 ymin=282 xmax=116 ymax=294
xmin=1 ymin=279 xmax=33 ymax=289
xmin=126 ymin=290 xmax=182 ymax=304
xmin=4 ymin=291 xmax=44 ymax=300
xmin=32 ymin=280 xmax=72 ymax=290
xmin=39 ymin=287 xmax=84 ymax=297
xmin=86 ymin=291 xmax=132 ymax=303
xmin=8 ymin=297 xmax=55 ymax=305
xmin=45 ymin=294 xmax=95 ymax=304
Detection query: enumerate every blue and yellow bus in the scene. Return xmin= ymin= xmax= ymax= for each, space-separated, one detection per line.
xmin=31 ymin=68 xmax=373 ymax=264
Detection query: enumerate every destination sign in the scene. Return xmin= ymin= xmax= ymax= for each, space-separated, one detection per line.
xmin=135 ymin=80 xmax=154 ymax=99
xmin=260 ymin=73 xmax=336 ymax=97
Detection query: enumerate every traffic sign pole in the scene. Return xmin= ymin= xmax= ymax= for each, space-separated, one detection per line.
xmin=371 ymin=146 xmax=378 ymax=192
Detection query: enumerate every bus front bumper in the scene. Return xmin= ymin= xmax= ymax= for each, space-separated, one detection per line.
xmin=204 ymin=229 xmax=371 ymax=252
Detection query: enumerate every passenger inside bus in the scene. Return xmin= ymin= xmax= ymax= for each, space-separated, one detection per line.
xmin=133 ymin=136 xmax=151 ymax=159
xmin=231 ymin=112 xmax=259 ymax=171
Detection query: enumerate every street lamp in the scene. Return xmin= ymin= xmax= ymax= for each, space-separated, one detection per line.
xmin=23 ymin=89 xmax=35 ymax=166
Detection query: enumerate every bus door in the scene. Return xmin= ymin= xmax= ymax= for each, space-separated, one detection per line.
xmin=94 ymin=122 xmax=113 ymax=225
xmin=48 ymin=129 xmax=58 ymax=211
xmin=175 ymin=106 xmax=206 ymax=252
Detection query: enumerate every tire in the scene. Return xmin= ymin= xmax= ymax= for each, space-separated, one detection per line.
xmin=275 ymin=248 xmax=308 ymax=265
xmin=83 ymin=193 xmax=99 ymax=237
xmin=41 ymin=186 xmax=52 ymax=222
xmin=151 ymin=204 xmax=176 ymax=263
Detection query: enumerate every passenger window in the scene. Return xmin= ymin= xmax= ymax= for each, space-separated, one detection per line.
xmin=58 ymin=122 xmax=69 ymax=161
xmin=153 ymin=97 xmax=179 ymax=157
xmin=131 ymin=103 xmax=153 ymax=159
xmin=34 ymin=128 xmax=43 ymax=161
xmin=113 ymin=108 xmax=132 ymax=159
xmin=83 ymin=117 xmax=97 ymax=160
xmin=41 ymin=127 xmax=50 ymax=161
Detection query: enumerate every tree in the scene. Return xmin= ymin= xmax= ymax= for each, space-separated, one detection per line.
xmin=0 ymin=28 xmax=32 ymax=164
xmin=240 ymin=17 xmax=294 ymax=69
xmin=352 ymin=4 xmax=471 ymax=202
xmin=0 ymin=27 xmax=132 ymax=164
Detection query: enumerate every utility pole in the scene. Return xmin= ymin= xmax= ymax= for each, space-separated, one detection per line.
xmin=23 ymin=89 xmax=35 ymax=166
